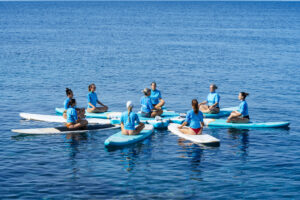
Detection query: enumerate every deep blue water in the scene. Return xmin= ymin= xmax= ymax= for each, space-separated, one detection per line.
xmin=1 ymin=1 xmax=300 ymax=199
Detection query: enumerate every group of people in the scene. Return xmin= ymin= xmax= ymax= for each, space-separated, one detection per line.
xmin=63 ymin=82 xmax=250 ymax=136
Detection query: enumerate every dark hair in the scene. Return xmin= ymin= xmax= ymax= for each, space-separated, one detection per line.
xmin=211 ymin=84 xmax=218 ymax=89
xmin=66 ymin=88 xmax=73 ymax=96
xmin=68 ymin=98 xmax=76 ymax=107
xmin=151 ymin=82 xmax=156 ymax=86
xmin=88 ymin=83 xmax=96 ymax=92
xmin=240 ymin=92 xmax=249 ymax=99
xmin=192 ymin=99 xmax=199 ymax=114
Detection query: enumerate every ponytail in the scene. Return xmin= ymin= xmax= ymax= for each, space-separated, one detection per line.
xmin=65 ymin=88 xmax=72 ymax=96
xmin=127 ymin=106 xmax=132 ymax=122
xmin=240 ymin=92 xmax=249 ymax=99
xmin=192 ymin=99 xmax=199 ymax=114
xmin=88 ymin=83 xmax=96 ymax=92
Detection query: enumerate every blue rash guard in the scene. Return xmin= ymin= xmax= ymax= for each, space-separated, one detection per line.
xmin=140 ymin=96 xmax=153 ymax=113
xmin=120 ymin=111 xmax=140 ymax=130
xmin=150 ymin=89 xmax=162 ymax=105
xmin=185 ymin=109 xmax=204 ymax=129
xmin=67 ymin=107 xmax=78 ymax=123
xmin=207 ymin=92 xmax=220 ymax=107
xmin=238 ymin=100 xmax=249 ymax=117
xmin=64 ymin=98 xmax=71 ymax=110
xmin=87 ymin=92 xmax=98 ymax=108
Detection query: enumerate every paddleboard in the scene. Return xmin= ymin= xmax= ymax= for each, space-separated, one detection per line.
xmin=104 ymin=124 xmax=154 ymax=147
xmin=202 ymin=107 xmax=238 ymax=118
xmin=204 ymin=119 xmax=290 ymax=129
xmin=55 ymin=108 xmax=179 ymax=119
xmin=110 ymin=117 xmax=170 ymax=129
xmin=168 ymin=123 xmax=220 ymax=146
xmin=11 ymin=124 xmax=117 ymax=135
xmin=20 ymin=113 xmax=111 ymax=124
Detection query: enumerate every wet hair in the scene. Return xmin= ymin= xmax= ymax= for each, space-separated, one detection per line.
xmin=68 ymin=98 xmax=76 ymax=107
xmin=65 ymin=88 xmax=73 ymax=96
xmin=127 ymin=105 xmax=132 ymax=122
xmin=240 ymin=92 xmax=249 ymax=99
xmin=151 ymin=82 xmax=156 ymax=86
xmin=192 ymin=99 xmax=199 ymax=114
xmin=88 ymin=83 xmax=96 ymax=92
xmin=211 ymin=84 xmax=218 ymax=90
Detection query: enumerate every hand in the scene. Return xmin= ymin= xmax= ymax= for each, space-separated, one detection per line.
xmin=178 ymin=125 xmax=183 ymax=129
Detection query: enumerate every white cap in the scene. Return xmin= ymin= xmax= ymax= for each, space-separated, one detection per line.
xmin=126 ymin=101 xmax=133 ymax=108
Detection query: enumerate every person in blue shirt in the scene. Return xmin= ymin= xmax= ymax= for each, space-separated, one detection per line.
xmin=150 ymin=82 xmax=165 ymax=110
xmin=199 ymin=84 xmax=220 ymax=114
xmin=65 ymin=99 xmax=88 ymax=129
xmin=178 ymin=99 xmax=204 ymax=135
xmin=140 ymin=88 xmax=163 ymax=118
xmin=63 ymin=88 xmax=85 ymax=119
xmin=87 ymin=83 xmax=109 ymax=113
xmin=227 ymin=92 xmax=250 ymax=123
xmin=120 ymin=101 xmax=145 ymax=135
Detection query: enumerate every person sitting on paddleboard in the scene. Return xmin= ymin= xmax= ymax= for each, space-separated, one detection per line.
xmin=199 ymin=84 xmax=220 ymax=114
xmin=86 ymin=83 xmax=108 ymax=113
xmin=120 ymin=101 xmax=145 ymax=135
xmin=226 ymin=92 xmax=250 ymax=123
xmin=179 ymin=99 xmax=204 ymax=135
xmin=66 ymin=99 xmax=88 ymax=129
xmin=150 ymin=82 xmax=165 ymax=110
xmin=140 ymin=88 xmax=163 ymax=118
xmin=63 ymin=88 xmax=85 ymax=119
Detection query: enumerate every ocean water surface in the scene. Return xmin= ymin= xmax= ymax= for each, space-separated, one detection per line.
xmin=0 ymin=1 xmax=300 ymax=199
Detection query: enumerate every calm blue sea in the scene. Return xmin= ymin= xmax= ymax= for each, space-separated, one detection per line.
xmin=1 ymin=1 xmax=300 ymax=199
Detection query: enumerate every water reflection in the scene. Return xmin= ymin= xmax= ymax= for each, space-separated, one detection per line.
xmin=227 ymin=128 xmax=249 ymax=161
xmin=177 ymin=138 xmax=204 ymax=166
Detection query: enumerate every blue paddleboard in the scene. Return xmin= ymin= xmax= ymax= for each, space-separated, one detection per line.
xmin=104 ymin=124 xmax=154 ymax=147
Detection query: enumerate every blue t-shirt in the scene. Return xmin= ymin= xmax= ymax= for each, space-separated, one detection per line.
xmin=67 ymin=107 xmax=78 ymax=123
xmin=140 ymin=96 xmax=153 ymax=113
xmin=120 ymin=111 xmax=140 ymax=130
xmin=87 ymin=92 xmax=98 ymax=108
xmin=150 ymin=89 xmax=162 ymax=105
xmin=185 ymin=109 xmax=204 ymax=129
xmin=238 ymin=101 xmax=248 ymax=116
xmin=207 ymin=92 xmax=220 ymax=107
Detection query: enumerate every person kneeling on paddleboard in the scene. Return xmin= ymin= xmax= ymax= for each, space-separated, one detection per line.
xmin=226 ymin=92 xmax=250 ymax=123
xmin=140 ymin=88 xmax=163 ymax=118
xmin=86 ymin=83 xmax=109 ymax=113
xmin=199 ymin=84 xmax=220 ymax=114
xmin=120 ymin=101 xmax=145 ymax=135
xmin=63 ymin=88 xmax=85 ymax=119
xmin=150 ymin=82 xmax=165 ymax=110
xmin=178 ymin=99 xmax=204 ymax=135
xmin=66 ymin=99 xmax=88 ymax=129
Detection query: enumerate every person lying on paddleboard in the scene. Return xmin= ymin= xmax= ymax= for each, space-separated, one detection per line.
xmin=140 ymin=88 xmax=163 ymax=118
xmin=87 ymin=83 xmax=108 ymax=113
xmin=66 ymin=99 xmax=88 ymax=129
xmin=63 ymin=88 xmax=85 ymax=119
xmin=179 ymin=99 xmax=204 ymax=135
xmin=226 ymin=92 xmax=250 ymax=123
xmin=199 ymin=84 xmax=220 ymax=114
xmin=120 ymin=101 xmax=145 ymax=135
xmin=150 ymin=82 xmax=165 ymax=110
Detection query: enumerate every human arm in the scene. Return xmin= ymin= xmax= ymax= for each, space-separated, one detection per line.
xmin=199 ymin=100 xmax=207 ymax=105
xmin=97 ymin=100 xmax=107 ymax=107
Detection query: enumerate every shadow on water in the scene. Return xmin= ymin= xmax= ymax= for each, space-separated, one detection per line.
xmin=63 ymin=132 xmax=89 ymax=158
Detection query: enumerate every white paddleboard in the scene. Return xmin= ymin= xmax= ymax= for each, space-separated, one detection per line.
xmin=20 ymin=113 xmax=111 ymax=124
xmin=168 ymin=123 xmax=220 ymax=146
xmin=11 ymin=124 xmax=118 ymax=135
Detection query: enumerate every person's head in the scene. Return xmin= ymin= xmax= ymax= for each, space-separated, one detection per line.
xmin=68 ymin=98 xmax=76 ymax=107
xmin=239 ymin=92 xmax=249 ymax=100
xmin=143 ymin=88 xmax=151 ymax=96
xmin=126 ymin=101 xmax=133 ymax=111
xmin=151 ymin=82 xmax=157 ymax=91
xmin=65 ymin=88 xmax=73 ymax=98
xmin=192 ymin=99 xmax=199 ymax=114
xmin=210 ymin=84 xmax=218 ymax=92
xmin=88 ymin=83 xmax=96 ymax=92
